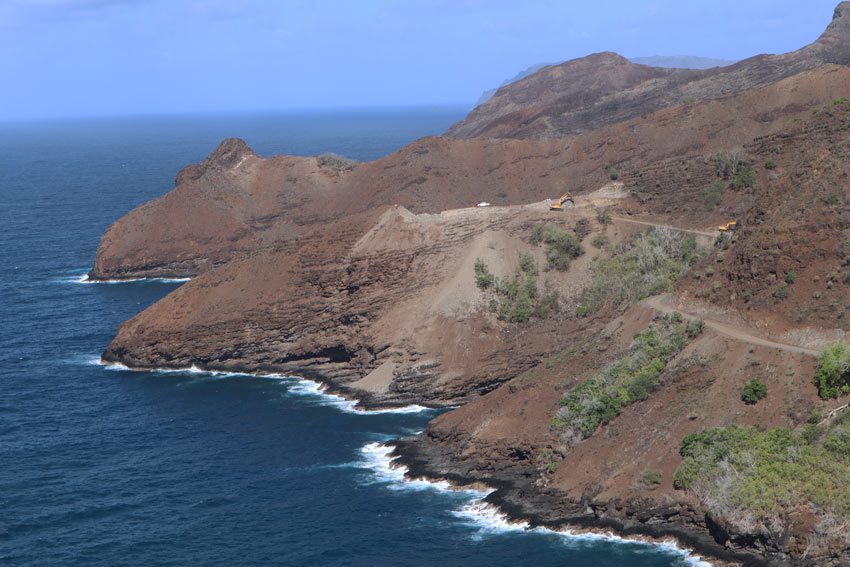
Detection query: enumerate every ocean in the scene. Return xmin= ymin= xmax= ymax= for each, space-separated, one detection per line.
xmin=0 ymin=108 xmax=707 ymax=566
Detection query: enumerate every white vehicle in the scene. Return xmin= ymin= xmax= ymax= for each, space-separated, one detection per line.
xmin=476 ymin=202 xmax=491 ymax=207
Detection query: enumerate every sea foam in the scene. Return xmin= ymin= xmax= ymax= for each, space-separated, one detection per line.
xmin=56 ymin=272 xmax=190 ymax=284
xmin=359 ymin=441 xmax=713 ymax=566
xmin=84 ymin=357 xmax=431 ymax=415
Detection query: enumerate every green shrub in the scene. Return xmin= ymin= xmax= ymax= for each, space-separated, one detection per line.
xmin=553 ymin=315 xmax=689 ymax=439
xmin=518 ymin=253 xmax=538 ymax=276
xmin=673 ymin=424 xmax=850 ymax=522
xmin=316 ymin=153 xmax=356 ymax=170
xmin=764 ymin=159 xmax=777 ymax=170
xmin=731 ymin=166 xmax=757 ymax=189
xmin=477 ymin=256 xmax=558 ymax=324
xmin=785 ymin=271 xmax=797 ymax=284
xmin=773 ymin=284 xmax=788 ymax=300
xmin=474 ymin=258 xmax=496 ymax=289
xmin=702 ymin=181 xmax=725 ymax=208
xmin=596 ymin=210 xmax=612 ymax=225
xmin=814 ymin=342 xmax=850 ymax=399
xmin=826 ymin=193 xmax=841 ymax=206
xmin=608 ymin=168 xmax=619 ymax=181
xmin=741 ymin=378 xmax=768 ymax=404
xmin=576 ymin=227 xmax=703 ymax=316
xmin=685 ymin=318 xmax=705 ymax=338
xmin=591 ymin=234 xmax=609 ymax=249
xmin=530 ymin=223 xmax=584 ymax=271
xmin=823 ymin=423 xmax=850 ymax=457
xmin=641 ymin=469 xmax=662 ymax=487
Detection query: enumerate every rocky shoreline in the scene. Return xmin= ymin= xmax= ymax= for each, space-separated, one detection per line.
xmin=392 ymin=435 xmax=769 ymax=567
xmin=102 ymin=352 xmax=764 ymax=566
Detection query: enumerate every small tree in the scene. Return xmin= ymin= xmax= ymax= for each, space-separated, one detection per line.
xmin=741 ymin=378 xmax=768 ymax=404
xmin=815 ymin=343 xmax=850 ymax=398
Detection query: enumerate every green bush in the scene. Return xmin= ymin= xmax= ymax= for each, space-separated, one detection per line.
xmin=773 ymin=284 xmax=788 ymax=300
xmin=641 ymin=469 xmax=662 ymax=487
xmin=518 ymin=253 xmax=538 ymax=276
xmin=741 ymin=378 xmax=768 ymax=404
xmin=731 ymin=166 xmax=757 ymax=189
xmin=591 ymin=234 xmax=609 ymax=249
xmin=530 ymin=223 xmax=584 ymax=271
xmin=673 ymin=424 xmax=850 ymax=522
xmin=814 ymin=342 xmax=850 ymax=399
xmin=316 ymin=153 xmax=356 ymax=171
xmin=608 ymin=168 xmax=619 ymax=181
xmin=596 ymin=210 xmax=612 ymax=225
xmin=476 ymin=256 xmax=558 ymax=324
xmin=685 ymin=318 xmax=705 ymax=338
xmin=785 ymin=271 xmax=797 ymax=284
xmin=576 ymin=227 xmax=702 ymax=316
xmin=474 ymin=258 xmax=496 ymax=289
xmin=553 ymin=315 xmax=688 ymax=439
xmin=764 ymin=159 xmax=777 ymax=170
xmin=702 ymin=181 xmax=725 ymax=208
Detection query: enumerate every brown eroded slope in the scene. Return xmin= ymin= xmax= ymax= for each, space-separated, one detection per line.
xmin=446 ymin=2 xmax=850 ymax=139
xmin=90 ymin=65 xmax=850 ymax=280
xmin=103 ymin=202 xmax=646 ymax=407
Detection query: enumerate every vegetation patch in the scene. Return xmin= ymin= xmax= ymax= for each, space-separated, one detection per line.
xmin=702 ymin=181 xmax=725 ymax=208
xmin=530 ymin=223 xmax=584 ymax=271
xmin=714 ymin=151 xmax=757 ymax=189
xmin=815 ymin=342 xmax=850 ymax=399
xmin=674 ymin=418 xmax=850 ymax=538
xmin=474 ymin=255 xmax=558 ymax=323
xmin=316 ymin=152 xmax=356 ymax=171
xmin=552 ymin=313 xmax=696 ymax=441
xmin=590 ymin=234 xmax=609 ymax=249
xmin=576 ymin=227 xmax=702 ymax=316
xmin=740 ymin=377 xmax=768 ymax=404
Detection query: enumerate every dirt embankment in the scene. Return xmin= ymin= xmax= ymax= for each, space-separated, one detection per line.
xmin=103 ymin=203 xmax=627 ymax=407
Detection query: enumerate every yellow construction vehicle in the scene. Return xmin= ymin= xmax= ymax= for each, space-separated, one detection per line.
xmin=718 ymin=220 xmax=739 ymax=232
xmin=549 ymin=192 xmax=574 ymax=211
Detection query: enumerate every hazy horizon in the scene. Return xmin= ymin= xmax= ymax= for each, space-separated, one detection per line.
xmin=0 ymin=0 xmax=840 ymax=121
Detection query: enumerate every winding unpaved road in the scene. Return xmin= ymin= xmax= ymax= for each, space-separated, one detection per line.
xmin=613 ymin=216 xmax=719 ymax=239
xmin=645 ymin=293 xmax=821 ymax=357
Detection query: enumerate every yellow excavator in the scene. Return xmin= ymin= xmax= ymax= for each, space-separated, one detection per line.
xmin=718 ymin=220 xmax=739 ymax=232
xmin=549 ymin=192 xmax=574 ymax=211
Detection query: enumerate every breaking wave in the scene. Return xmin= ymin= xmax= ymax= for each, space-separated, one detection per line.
xmin=358 ymin=442 xmax=713 ymax=566
xmin=55 ymin=271 xmax=190 ymax=284
xmin=82 ymin=357 xmax=431 ymax=415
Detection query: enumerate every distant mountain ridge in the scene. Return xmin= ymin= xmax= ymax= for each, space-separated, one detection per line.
xmin=450 ymin=2 xmax=850 ymax=138
xmin=476 ymin=56 xmax=735 ymax=104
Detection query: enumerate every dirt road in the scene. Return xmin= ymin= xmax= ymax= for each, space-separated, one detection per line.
xmin=645 ymin=293 xmax=821 ymax=357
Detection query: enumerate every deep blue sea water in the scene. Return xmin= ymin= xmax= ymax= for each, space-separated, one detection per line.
xmin=0 ymin=108 xmax=707 ymax=566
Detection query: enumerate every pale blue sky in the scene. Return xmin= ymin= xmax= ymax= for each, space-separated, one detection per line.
xmin=0 ymin=0 xmax=840 ymax=121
